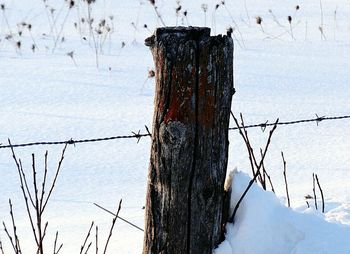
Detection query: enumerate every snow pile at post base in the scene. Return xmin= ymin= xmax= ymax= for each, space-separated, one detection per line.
xmin=215 ymin=170 xmax=350 ymax=254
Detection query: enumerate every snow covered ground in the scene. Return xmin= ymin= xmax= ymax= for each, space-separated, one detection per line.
xmin=0 ymin=0 xmax=350 ymax=253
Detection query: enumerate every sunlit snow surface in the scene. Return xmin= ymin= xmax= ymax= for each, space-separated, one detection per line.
xmin=0 ymin=0 xmax=350 ymax=253
xmin=215 ymin=170 xmax=350 ymax=254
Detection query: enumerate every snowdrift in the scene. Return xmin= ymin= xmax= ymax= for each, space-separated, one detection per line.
xmin=215 ymin=170 xmax=350 ymax=254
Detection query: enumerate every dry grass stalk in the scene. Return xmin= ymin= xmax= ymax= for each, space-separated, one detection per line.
xmin=281 ymin=151 xmax=290 ymax=207
xmin=312 ymin=173 xmax=318 ymax=210
xmin=229 ymin=113 xmax=279 ymax=223
xmin=80 ymin=221 xmax=95 ymax=254
xmin=7 ymin=140 xmax=67 ymax=254
xmin=102 ymin=199 xmax=122 ymax=254
xmin=315 ymin=174 xmax=325 ymax=213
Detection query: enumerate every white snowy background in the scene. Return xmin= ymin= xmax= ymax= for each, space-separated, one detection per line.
xmin=0 ymin=0 xmax=350 ymax=253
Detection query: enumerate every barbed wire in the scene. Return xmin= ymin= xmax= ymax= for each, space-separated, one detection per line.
xmin=0 ymin=114 xmax=349 ymax=149
xmin=229 ymin=114 xmax=350 ymax=131
xmin=0 ymin=127 xmax=152 ymax=149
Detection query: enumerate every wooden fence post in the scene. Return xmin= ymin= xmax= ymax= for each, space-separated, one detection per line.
xmin=143 ymin=27 xmax=234 ymax=254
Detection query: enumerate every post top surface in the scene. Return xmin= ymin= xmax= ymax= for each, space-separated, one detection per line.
xmin=155 ymin=26 xmax=211 ymax=37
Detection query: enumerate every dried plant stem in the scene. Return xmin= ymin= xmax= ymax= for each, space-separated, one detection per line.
xmin=319 ymin=0 xmax=327 ymax=40
xmin=223 ymin=4 xmax=246 ymax=48
xmin=28 ymin=30 xmax=39 ymax=50
xmin=315 ymin=174 xmax=325 ymax=213
xmin=102 ymin=199 xmax=122 ymax=254
xmin=52 ymin=8 xmax=71 ymax=53
xmin=289 ymin=23 xmax=295 ymax=40
xmin=229 ymin=115 xmax=279 ymax=223
xmin=260 ymin=149 xmax=275 ymax=193
xmin=3 ymin=222 xmax=17 ymax=254
xmin=312 ymin=173 xmax=318 ymax=210
xmin=281 ymin=151 xmax=290 ymax=207
xmin=152 ymin=5 xmax=166 ymax=26
xmin=84 ymin=242 xmax=93 ymax=254
xmin=1 ymin=8 xmax=12 ymax=34
xmin=53 ymin=231 xmax=63 ymax=254
xmin=4 ymin=199 xmax=22 ymax=254
xmin=8 ymin=140 xmax=68 ymax=254
xmin=87 ymin=4 xmax=99 ymax=68
xmin=230 ymin=112 xmax=261 ymax=183
xmin=95 ymin=226 xmax=98 ymax=254
xmin=0 ymin=239 xmax=4 ymax=254
xmin=93 ymin=202 xmax=144 ymax=232
xmin=80 ymin=221 xmax=94 ymax=254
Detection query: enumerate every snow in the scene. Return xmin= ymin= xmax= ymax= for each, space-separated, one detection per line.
xmin=215 ymin=170 xmax=350 ymax=254
xmin=0 ymin=0 xmax=349 ymax=253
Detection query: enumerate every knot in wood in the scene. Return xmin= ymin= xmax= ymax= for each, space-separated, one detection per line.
xmin=159 ymin=121 xmax=187 ymax=149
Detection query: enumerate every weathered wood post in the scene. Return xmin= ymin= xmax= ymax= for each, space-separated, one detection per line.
xmin=143 ymin=27 xmax=234 ymax=254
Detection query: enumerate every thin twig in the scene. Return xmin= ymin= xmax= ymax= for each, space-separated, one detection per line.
xmin=42 ymin=144 xmax=68 ymax=211
xmin=0 ymin=238 xmax=4 ymax=254
xmin=229 ymin=118 xmax=279 ymax=223
xmin=84 ymin=242 xmax=92 ymax=254
xmin=40 ymin=151 xmax=49 ymax=213
xmin=281 ymin=152 xmax=290 ymax=207
xmin=8 ymin=199 xmax=21 ymax=254
xmin=313 ymin=173 xmax=318 ymax=210
xmin=103 ymin=199 xmax=122 ymax=254
xmin=80 ymin=221 xmax=94 ymax=254
xmin=32 ymin=153 xmax=44 ymax=254
xmin=53 ymin=231 xmax=59 ymax=254
xmin=315 ymin=174 xmax=325 ymax=213
xmin=230 ymin=112 xmax=257 ymax=179
xmin=3 ymin=222 xmax=17 ymax=254
xmin=260 ymin=149 xmax=275 ymax=193
xmin=93 ymin=203 xmax=144 ymax=232
xmin=8 ymin=140 xmax=39 ymax=245
xmin=95 ymin=226 xmax=98 ymax=254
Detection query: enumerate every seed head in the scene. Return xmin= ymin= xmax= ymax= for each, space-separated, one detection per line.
xmin=201 ymin=4 xmax=208 ymax=13
xmin=86 ymin=0 xmax=96 ymax=5
xmin=296 ymin=5 xmax=300 ymax=11
xmin=0 ymin=4 xmax=5 ymax=10
xmin=99 ymin=19 xmax=106 ymax=27
xmin=149 ymin=0 xmax=155 ymax=5
xmin=256 ymin=16 xmax=262 ymax=25
xmin=69 ymin=0 xmax=74 ymax=8
xmin=176 ymin=5 xmax=182 ymax=14
xmin=288 ymin=16 xmax=292 ymax=24
xmin=67 ymin=51 xmax=74 ymax=58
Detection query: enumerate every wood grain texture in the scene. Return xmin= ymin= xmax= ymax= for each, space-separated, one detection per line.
xmin=143 ymin=27 xmax=234 ymax=254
